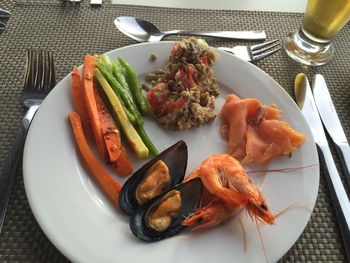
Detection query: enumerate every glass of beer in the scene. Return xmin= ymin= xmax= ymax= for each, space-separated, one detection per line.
xmin=283 ymin=0 xmax=350 ymax=66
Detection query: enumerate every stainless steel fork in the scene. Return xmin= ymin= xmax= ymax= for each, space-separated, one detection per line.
xmin=218 ymin=39 xmax=280 ymax=62
xmin=0 ymin=50 xmax=56 ymax=232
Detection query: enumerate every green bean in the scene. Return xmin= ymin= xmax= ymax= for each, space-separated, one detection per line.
xmin=95 ymin=78 xmax=136 ymax=125
xmin=118 ymin=56 xmax=150 ymax=115
xmin=95 ymin=58 xmax=143 ymax=126
xmin=136 ymin=125 xmax=158 ymax=156
xmin=111 ymin=61 xmax=132 ymax=98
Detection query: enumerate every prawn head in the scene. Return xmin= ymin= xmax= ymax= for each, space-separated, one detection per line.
xmin=182 ymin=199 xmax=241 ymax=231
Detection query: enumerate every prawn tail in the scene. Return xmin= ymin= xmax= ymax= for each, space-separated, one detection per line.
xmin=215 ymin=188 xmax=248 ymax=206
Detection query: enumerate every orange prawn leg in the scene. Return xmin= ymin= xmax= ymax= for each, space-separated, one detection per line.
xmin=183 ymin=167 xmax=200 ymax=182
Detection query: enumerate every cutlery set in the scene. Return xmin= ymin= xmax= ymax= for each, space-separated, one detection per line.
xmin=0 ymin=9 xmax=10 ymax=33
xmin=114 ymin=16 xmax=280 ymax=62
xmin=294 ymin=73 xmax=350 ymax=260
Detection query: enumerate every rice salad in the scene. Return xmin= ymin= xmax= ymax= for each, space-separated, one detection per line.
xmin=145 ymin=37 xmax=220 ymax=130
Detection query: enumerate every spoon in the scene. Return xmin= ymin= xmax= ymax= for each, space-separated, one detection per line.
xmin=114 ymin=16 xmax=266 ymax=42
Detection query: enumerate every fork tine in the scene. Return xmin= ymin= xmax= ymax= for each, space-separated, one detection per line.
xmin=41 ymin=50 xmax=49 ymax=91
xmin=251 ymin=46 xmax=281 ymax=62
xmin=251 ymin=40 xmax=280 ymax=56
xmin=250 ymin=39 xmax=279 ymax=51
xmin=48 ymin=51 xmax=56 ymax=90
xmin=33 ymin=51 xmax=41 ymax=90
xmin=23 ymin=50 xmax=37 ymax=90
xmin=23 ymin=50 xmax=32 ymax=90
xmin=42 ymin=51 xmax=48 ymax=90
xmin=38 ymin=51 xmax=45 ymax=90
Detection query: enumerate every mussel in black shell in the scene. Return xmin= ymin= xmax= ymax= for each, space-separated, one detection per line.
xmin=129 ymin=177 xmax=203 ymax=242
xmin=118 ymin=141 xmax=188 ymax=216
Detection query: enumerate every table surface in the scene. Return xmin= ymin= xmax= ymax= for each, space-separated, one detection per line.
xmin=0 ymin=1 xmax=349 ymax=263
xmin=110 ymin=0 xmax=307 ymax=12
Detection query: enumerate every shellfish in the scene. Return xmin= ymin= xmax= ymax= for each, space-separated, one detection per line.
xmin=129 ymin=177 xmax=203 ymax=242
xmin=118 ymin=141 xmax=188 ymax=216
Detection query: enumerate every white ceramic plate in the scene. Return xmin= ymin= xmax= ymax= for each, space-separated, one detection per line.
xmin=23 ymin=42 xmax=319 ymax=263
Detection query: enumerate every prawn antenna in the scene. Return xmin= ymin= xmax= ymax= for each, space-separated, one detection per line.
xmin=273 ymin=202 xmax=312 ymax=219
xmin=248 ymin=163 xmax=319 ymax=175
xmin=255 ymin=217 xmax=268 ymax=263
xmin=239 ymin=218 xmax=247 ymax=253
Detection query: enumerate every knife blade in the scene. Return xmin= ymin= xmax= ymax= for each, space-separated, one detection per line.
xmin=294 ymin=73 xmax=350 ymax=261
xmin=0 ymin=9 xmax=11 ymax=18
xmin=312 ymin=74 xmax=350 ymax=183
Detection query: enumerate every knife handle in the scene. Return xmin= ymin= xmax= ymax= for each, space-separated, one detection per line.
xmin=318 ymin=143 xmax=350 ymax=261
xmin=336 ymin=142 xmax=350 ymax=186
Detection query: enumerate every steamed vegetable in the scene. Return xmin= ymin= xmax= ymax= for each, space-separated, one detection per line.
xmin=82 ymin=55 xmax=107 ymax=161
xmin=68 ymin=111 xmax=121 ymax=205
xmin=94 ymin=87 xmax=122 ymax=162
xmin=94 ymin=68 xmax=149 ymax=159
xmin=96 ymin=55 xmax=158 ymax=157
xmin=118 ymin=56 xmax=150 ymax=115
xmin=71 ymin=67 xmax=90 ymax=133
xmin=95 ymin=57 xmax=142 ymax=126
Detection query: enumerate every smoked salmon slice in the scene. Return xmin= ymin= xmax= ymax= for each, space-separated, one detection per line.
xmin=220 ymin=93 xmax=306 ymax=164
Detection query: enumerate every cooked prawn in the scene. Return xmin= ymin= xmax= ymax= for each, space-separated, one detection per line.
xmin=182 ymin=154 xmax=275 ymax=229
xmin=182 ymin=198 xmax=241 ymax=231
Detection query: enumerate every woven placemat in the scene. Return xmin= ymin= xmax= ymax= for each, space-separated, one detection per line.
xmin=0 ymin=1 xmax=349 ymax=262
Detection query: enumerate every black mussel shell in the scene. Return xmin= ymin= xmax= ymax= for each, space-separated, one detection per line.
xmin=129 ymin=177 xmax=203 ymax=242
xmin=118 ymin=140 xmax=188 ymax=216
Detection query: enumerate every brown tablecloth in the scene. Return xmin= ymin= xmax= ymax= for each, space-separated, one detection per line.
xmin=0 ymin=1 xmax=349 ymax=262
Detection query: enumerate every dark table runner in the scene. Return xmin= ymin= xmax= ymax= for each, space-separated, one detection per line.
xmin=0 ymin=1 xmax=349 ymax=262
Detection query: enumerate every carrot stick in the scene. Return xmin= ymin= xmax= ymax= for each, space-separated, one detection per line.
xmin=111 ymin=145 xmax=133 ymax=177
xmin=94 ymin=86 xmax=133 ymax=176
xmin=68 ymin=112 xmax=121 ymax=206
xmin=94 ymin=88 xmax=122 ymax=162
xmin=71 ymin=67 xmax=91 ymax=133
xmin=82 ymin=55 xmax=107 ymax=161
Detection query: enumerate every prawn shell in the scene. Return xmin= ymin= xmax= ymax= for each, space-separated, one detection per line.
xmin=129 ymin=177 xmax=203 ymax=242
xmin=118 ymin=140 xmax=188 ymax=216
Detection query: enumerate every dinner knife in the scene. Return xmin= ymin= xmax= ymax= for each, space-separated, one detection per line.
xmin=0 ymin=9 xmax=11 ymax=18
xmin=312 ymin=74 xmax=350 ymax=184
xmin=294 ymin=73 xmax=350 ymax=261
